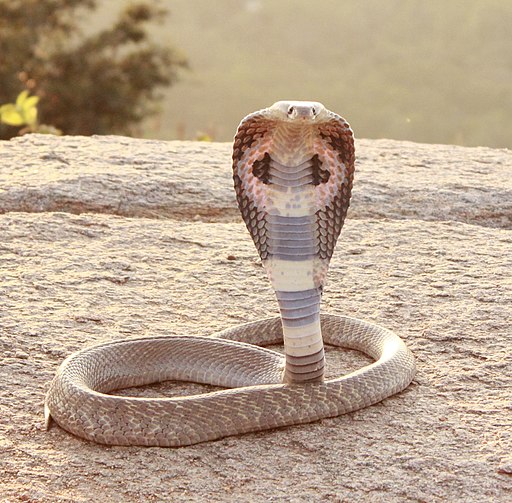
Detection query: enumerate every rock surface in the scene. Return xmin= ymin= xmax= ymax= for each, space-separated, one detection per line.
xmin=0 ymin=134 xmax=511 ymax=502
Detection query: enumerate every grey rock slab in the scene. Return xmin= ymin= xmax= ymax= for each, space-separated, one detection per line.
xmin=1 ymin=135 xmax=511 ymax=501
xmin=0 ymin=208 xmax=511 ymax=502
xmin=0 ymin=134 xmax=511 ymax=228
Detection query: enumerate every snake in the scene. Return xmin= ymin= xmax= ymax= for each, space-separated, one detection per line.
xmin=45 ymin=101 xmax=416 ymax=447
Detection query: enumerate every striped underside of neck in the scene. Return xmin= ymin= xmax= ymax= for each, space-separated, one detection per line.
xmin=276 ymin=287 xmax=324 ymax=383
xmin=262 ymin=133 xmax=329 ymax=384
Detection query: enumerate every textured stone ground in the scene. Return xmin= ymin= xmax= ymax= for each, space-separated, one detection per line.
xmin=1 ymin=135 xmax=511 ymax=502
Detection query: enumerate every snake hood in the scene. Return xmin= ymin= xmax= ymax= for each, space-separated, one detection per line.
xmin=232 ymin=99 xmax=356 ymax=283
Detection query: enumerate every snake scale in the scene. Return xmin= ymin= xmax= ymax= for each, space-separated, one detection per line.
xmin=45 ymin=101 xmax=416 ymax=447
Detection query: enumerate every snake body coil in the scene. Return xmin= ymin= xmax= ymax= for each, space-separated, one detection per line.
xmin=45 ymin=101 xmax=416 ymax=446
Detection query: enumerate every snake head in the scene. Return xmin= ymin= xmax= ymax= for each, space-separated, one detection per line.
xmin=268 ymin=100 xmax=328 ymax=123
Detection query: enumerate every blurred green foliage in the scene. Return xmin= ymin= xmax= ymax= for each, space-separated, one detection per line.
xmin=0 ymin=0 xmax=187 ymax=139
xmin=153 ymin=0 xmax=511 ymax=148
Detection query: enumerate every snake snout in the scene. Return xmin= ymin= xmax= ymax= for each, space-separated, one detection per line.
xmin=292 ymin=106 xmax=317 ymax=120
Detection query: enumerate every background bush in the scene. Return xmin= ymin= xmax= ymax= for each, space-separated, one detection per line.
xmin=0 ymin=0 xmax=187 ymax=140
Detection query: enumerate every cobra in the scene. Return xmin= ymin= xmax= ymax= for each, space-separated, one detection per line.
xmin=45 ymin=101 xmax=416 ymax=447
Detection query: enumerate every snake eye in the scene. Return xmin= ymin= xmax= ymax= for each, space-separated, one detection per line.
xmin=287 ymin=106 xmax=295 ymax=116
xmin=311 ymin=107 xmax=317 ymax=116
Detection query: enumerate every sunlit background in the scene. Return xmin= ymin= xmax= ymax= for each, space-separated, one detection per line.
xmin=2 ymin=0 xmax=511 ymax=147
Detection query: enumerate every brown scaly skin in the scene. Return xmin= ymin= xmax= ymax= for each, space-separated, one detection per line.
xmin=43 ymin=102 xmax=415 ymax=447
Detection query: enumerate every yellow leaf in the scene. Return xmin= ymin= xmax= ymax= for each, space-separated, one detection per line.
xmin=23 ymin=107 xmax=37 ymax=126
xmin=24 ymin=96 xmax=40 ymax=109
xmin=16 ymin=90 xmax=30 ymax=106
xmin=25 ymin=106 xmax=38 ymax=126
xmin=0 ymin=104 xmax=25 ymax=126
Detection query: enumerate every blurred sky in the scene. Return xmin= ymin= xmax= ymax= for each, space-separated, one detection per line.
xmin=96 ymin=0 xmax=512 ymax=147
